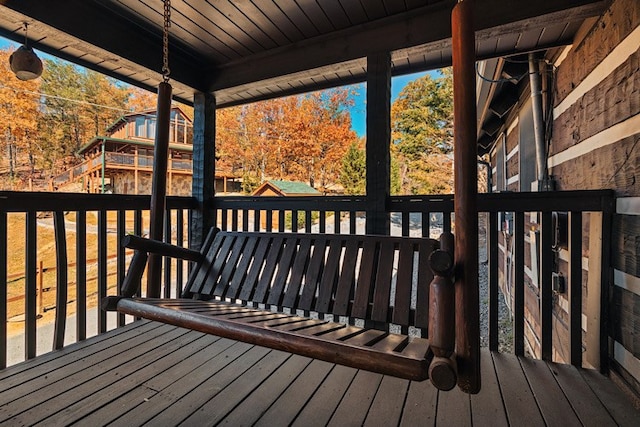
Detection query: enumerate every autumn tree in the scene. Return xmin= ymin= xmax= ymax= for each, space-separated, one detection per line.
xmin=36 ymin=60 xmax=129 ymax=174
xmin=216 ymin=88 xmax=357 ymax=193
xmin=0 ymin=48 xmax=41 ymax=185
xmin=391 ymin=69 xmax=454 ymax=194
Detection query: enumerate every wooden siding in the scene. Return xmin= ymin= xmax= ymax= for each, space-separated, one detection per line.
xmin=612 ymin=214 xmax=640 ymax=277
xmin=552 ymin=49 xmax=640 ymax=157
xmin=548 ymin=0 xmax=640 ymax=392
xmin=0 ymin=320 xmax=638 ymax=426
xmin=612 ymin=286 xmax=640 ymax=360
xmin=554 ymin=0 xmax=640 ymax=104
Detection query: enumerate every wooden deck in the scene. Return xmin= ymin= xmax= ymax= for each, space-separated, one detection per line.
xmin=1 ymin=321 xmax=638 ymax=426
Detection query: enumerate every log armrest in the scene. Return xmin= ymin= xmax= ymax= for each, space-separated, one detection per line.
xmin=122 ymin=234 xmax=203 ymax=262
xmin=117 ymin=235 xmax=204 ymax=298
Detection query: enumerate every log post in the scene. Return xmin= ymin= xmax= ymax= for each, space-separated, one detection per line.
xmin=428 ymin=232 xmax=457 ymax=391
xmin=452 ymin=0 xmax=480 ymax=394
xmin=147 ymin=81 xmax=172 ymax=298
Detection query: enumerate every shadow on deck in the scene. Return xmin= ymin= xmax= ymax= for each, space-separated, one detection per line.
xmin=1 ymin=320 xmax=638 ymax=426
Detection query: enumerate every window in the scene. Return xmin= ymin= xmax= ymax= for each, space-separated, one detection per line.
xmin=135 ymin=117 xmax=145 ymax=138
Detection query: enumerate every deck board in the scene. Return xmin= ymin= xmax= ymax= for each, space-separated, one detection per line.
xmin=0 ymin=321 xmax=638 ymax=426
xmin=492 ymin=351 xmax=546 ymax=426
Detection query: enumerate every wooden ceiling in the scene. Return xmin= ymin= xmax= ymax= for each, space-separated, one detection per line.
xmin=0 ymin=0 xmax=606 ymax=107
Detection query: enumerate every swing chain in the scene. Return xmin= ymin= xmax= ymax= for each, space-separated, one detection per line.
xmin=161 ymin=0 xmax=171 ymax=83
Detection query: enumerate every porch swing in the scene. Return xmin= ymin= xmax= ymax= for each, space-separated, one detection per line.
xmin=103 ymin=0 xmax=481 ymax=394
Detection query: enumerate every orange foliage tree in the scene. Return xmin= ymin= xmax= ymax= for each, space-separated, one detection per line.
xmin=0 ymin=48 xmax=41 ymax=185
xmin=216 ymin=88 xmax=357 ymax=193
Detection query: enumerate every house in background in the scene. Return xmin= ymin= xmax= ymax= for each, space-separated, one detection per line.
xmin=251 ymin=180 xmax=321 ymax=197
xmin=251 ymin=180 xmax=321 ymax=230
xmin=476 ymin=0 xmax=640 ymax=395
xmin=52 ymin=107 xmax=241 ymax=195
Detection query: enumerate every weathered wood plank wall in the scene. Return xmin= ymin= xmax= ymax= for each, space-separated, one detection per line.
xmin=487 ymin=0 xmax=640 ymax=392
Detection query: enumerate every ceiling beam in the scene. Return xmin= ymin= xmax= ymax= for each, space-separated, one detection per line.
xmin=208 ymin=0 xmax=606 ymax=92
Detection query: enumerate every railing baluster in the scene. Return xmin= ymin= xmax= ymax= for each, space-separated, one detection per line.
xmin=254 ymin=210 xmax=260 ymax=232
xmin=242 ymin=209 xmax=249 ymax=232
xmin=443 ymin=212 xmax=451 ymax=235
xmin=0 ymin=209 xmax=7 ymax=369
xmin=350 ymin=211 xmax=356 ymax=235
xmin=422 ymin=211 xmax=430 ymax=238
xmin=319 ymin=211 xmax=326 ymax=234
xmin=98 ymin=210 xmax=108 ymax=333
xmin=540 ymin=211 xmax=553 ymax=361
xmin=266 ymin=210 xmax=273 ymax=232
xmin=569 ymin=211 xmax=583 ymax=367
xmin=278 ymin=210 xmax=285 ymax=232
xmin=26 ymin=211 xmax=37 ymax=359
xmin=232 ymin=208 xmax=239 ymax=231
xmin=599 ymin=202 xmax=614 ymax=375
xmin=305 ymin=211 xmax=312 ymax=233
xmin=53 ymin=211 xmax=68 ymax=350
xmin=164 ymin=208 xmax=172 ymax=298
xmin=116 ymin=210 xmax=126 ymax=327
xmin=402 ymin=211 xmax=409 ymax=236
xmin=334 ymin=210 xmax=341 ymax=235
xmin=176 ymin=208 xmax=184 ymax=296
xmin=514 ymin=211 xmax=525 ymax=356
xmin=221 ymin=208 xmax=229 ymax=231
xmin=292 ymin=210 xmax=298 ymax=233
xmin=488 ymin=211 xmax=499 ymax=352
xmin=76 ymin=211 xmax=87 ymax=341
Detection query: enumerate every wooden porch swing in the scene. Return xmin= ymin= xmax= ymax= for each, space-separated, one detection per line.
xmin=103 ymin=0 xmax=481 ymax=394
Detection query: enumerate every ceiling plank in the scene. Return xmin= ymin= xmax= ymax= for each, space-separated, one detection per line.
xmin=0 ymin=0 xmax=209 ymax=93
xmin=208 ymin=0 xmax=606 ymax=92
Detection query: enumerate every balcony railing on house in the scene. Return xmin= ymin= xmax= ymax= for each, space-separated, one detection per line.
xmin=0 ymin=189 xmax=613 ymax=373
xmin=50 ymin=153 xmax=194 ymax=189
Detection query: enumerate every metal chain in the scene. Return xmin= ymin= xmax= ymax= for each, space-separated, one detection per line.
xmin=161 ymin=0 xmax=171 ymax=83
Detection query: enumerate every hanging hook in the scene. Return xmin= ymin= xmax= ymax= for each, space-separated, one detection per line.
xmin=161 ymin=0 xmax=171 ymax=83
xmin=23 ymin=22 xmax=29 ymax=46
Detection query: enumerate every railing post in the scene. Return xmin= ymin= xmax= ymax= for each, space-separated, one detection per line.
xmin=514 ymin=211 xmax=525 ymax=357
xmin=365 ymin=52 xmax=391 ymax=236
xmin=569 ymin=211 xmax=583 ymax=366
xmin=452 ymin=0 xmax=480 ymax=394
xmin=488 ymin=211 xmax=499 ymax=352
xmin=0 ymin=209 xmax=6 ymax=369
xmin=191 ymin=92 xmax=216 ymax=251
xmin=25 ymin=211 xmax=37 ymax=360
xmin=540 ymin=211 xmax=553 ymax=361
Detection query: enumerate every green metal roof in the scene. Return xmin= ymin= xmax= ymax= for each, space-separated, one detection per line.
xmin=268 ymin=180 xmax=320 ymax=195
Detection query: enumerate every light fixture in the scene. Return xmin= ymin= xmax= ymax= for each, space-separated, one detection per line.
xmin=9 ymin=23 xmax=43 ymax=81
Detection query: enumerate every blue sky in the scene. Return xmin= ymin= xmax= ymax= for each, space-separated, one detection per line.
xmin=1 ymin=36 xmax=429 ymax=137
xmin=349 ymin=71 xmax=431 ymax=137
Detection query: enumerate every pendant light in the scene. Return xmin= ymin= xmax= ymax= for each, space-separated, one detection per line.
xmin=9 ymin=23 xmax=43 ymax=81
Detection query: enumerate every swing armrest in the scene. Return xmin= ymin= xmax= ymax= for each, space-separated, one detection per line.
xmin=122 ymin=234 xmax=203 ymax=262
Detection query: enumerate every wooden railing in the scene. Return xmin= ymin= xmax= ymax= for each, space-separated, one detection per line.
xmin=0 ymin=190 xmax=614 ymax=372
xmin=0 ymin=191 xmax=196 ymax=368
xmin=213 ymin=190 xmax=614 ymax=370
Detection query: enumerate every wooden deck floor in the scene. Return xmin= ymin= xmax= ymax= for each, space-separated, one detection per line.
xmin=1 ymin=321 xmax=638 ymax=426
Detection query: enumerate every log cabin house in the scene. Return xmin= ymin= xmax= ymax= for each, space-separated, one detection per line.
xmin=51 ymin=107 xmax=241 ymax=195
xmin=0 ymin=0 xmax=638 ymax=424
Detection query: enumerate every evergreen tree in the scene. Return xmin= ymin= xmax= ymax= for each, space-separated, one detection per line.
xmin=340 ymin=141 xmax=366 ymax=195
xmin=391 ymin=69 xmax=454 ymax=194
